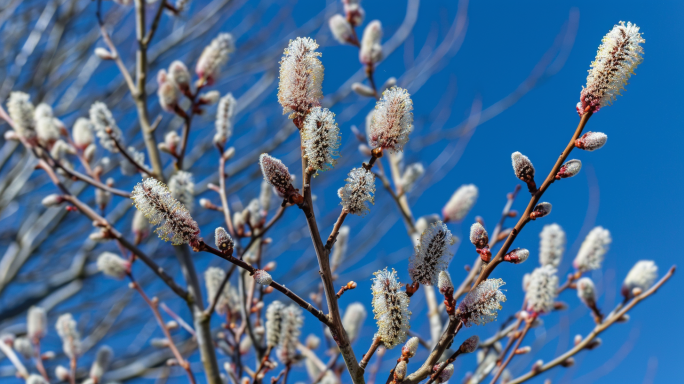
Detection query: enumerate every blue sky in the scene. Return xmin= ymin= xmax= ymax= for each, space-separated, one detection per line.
xmin=3 ymin=0 xmax=683 ymax=383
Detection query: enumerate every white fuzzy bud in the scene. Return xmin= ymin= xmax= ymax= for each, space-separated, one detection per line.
xmin=530 ymin=202 xmax=552 ymax=220
xmin=409 ymin=221 xmax=454 ymax=285
xmin=576 ymin=277 xmax=596 ymax=307
xmin=622 ymin=260 xmax=658 ymax=299
xmin=89 ymin=101 xmax=122 ymax=152
xmin=94 ymin=47 xmax=114 ymax=60
xmin=329 ymin=14 xmax=353 ymax=44
xmin=371 ymin=268 xmax=411 ymax=348
xmin=27 ymin=306 xmax=47 ymax=340
xmin=169 ymin=60 xmax=190 ymax=90
xmin=72 ymin=118 xmax=94 ymax=149
xmin=215 ymin=227 xmax=234 ymax=252
xmin=7 ymin=92 xmax=36 ymax=139
xmin=460 ymin=335 xmax=479 ymax=353
xmin=200 ymin=91 xmax=220 ymax=105
xmin=458 ymin=279 xmax=506 ymax=326
xmin=504 ymin=248 xmax=529 ymax=264
xmin=55 ymin=313 xmax=81 ymax=358
xmin=351 ymin=82 xmax=376 ymax=97
xmin=55 ymin=365 xmax=70 ymax=381
xmin=260 ymin=154 xmax=294 ymax=197
xmin=302 ymin=107 xmax=341 ymax=175
xmin=575 ymin=132 xmax=608 ymax=151
xmin=395 ymin=361 xmax=407 ymax=381
xmin=214 ymin=93 xmax=236 ymax=145
xmin=278 ymin=37 xmax=324 ymax=118
xmin=266 ymin=300 xmax=285 ymax=348
xmin=525 ymin=266 xmax=558 ymax=314
xmin=41 ymin=194 xmax=64 ymax=208
xmin=511 ymin=151 xmax=535 ymax=183
xmin=89 ymin=345 xmax=113 ymax=380
xmin=97 ymin=252 xmax=130 ymax=279
xmin=442 ymin=184 xmax=478 ymax=222
xmin=359 ymin=20 xmax=383 ymax=65
xmin=169 ymin=171 xmax=195 ymax=212
xmin=400 ymin=163 xmax=424 ymax=193
xmin=254 ymin=270 xmax=272 ymax=286
xmin=557 ymin=159 xmax=582 ymax=179
xmin=341 ymin=302 xmax=366 ymax=343
xmin=438 ymin=271 xmax=454 ymax=295
xmin=573 ymin=226 xmax=611 ymax=272
xmin=26 ymin=374 xmax=49 ymax=384
xmin=14 ymin=337 xmax=33 ymax=358
xmin=539 ymin=224 xmax=565 ymax=267
xmin=469 ymin=222 xmax=489 ymax=249
xmin=259 ymin=180 xmax=273 ymax=213
xmin=331 ymin=226 xmax=349 ymax=272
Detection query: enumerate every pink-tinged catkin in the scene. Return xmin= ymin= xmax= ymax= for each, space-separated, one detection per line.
xmin=131 ymin=178 xmax=200 ymax=247
xmin=442 ymin=184 xmax=478 ymax=222
xmin=557 ymin=159 xmax=582 ymax=179
xmin=460 ymin=335 xmax=479 ymax=353
xmin=259 ymin=154 xmax=294 ymax=196
xmin=504 ymin=248 xmax=529 ymax=264
xmin=371 ymin=268 xmax=411 ymax=348
xmin=402 ymin=337 xmax=419 ymax=358
xmin=409 ymin=221 xmax=454 ymax=285
xmin=302 ymin=107 xmax=341 ymax=175
xmin=539 ymin=223 xmax=566 ymax=267
xmin=55 ymin=313 xmax=81 ymax=358
xmin=530 ymin=202 xmax=552 ymax=220
xmin=7 ymin=91 xmax=36 ymax=139
xmin=511 ymin=151 xmax=535 ymax=183
xmin=157 ymin=70 xmax=179 ymax=112
xmin=72 ymin=117 xmax=94 ymax=149
xmin=169 ymin=60 xmax=190 ymax=91
xmin=338 ymin=167 xmax=375 ymax=216
xmin=622 ymin=260 xmax=658 ymax=299
xmin=577 ymin=22 xmax=644 ymax=115
xmin=277 ymin=37 xmax=324 ymax=118
xmin=196 ymin=33 xmax=235 ymax=85
xmin=329 ymin=14 xmax=353 ymax=44
xmin=469 ymin=222 xmax=489 ymax=249
xmin=575 ymin=131 xmax=608 ymax=151
xmin=253 ymin=270 xmax=273 ymax=286
xmin=437 ymin=271 xmax=454 ymax=295
xmin=343 ymin=0 xmax=364 ymax=26
xmin=525 ymin=265 xmax=558 ymax=315
xmin=369 ymin=86 xmax=413 ymax=153
xmin=573 ymin=226 xmax=611 ymax=272
xmin=458 ymin=278 xmax=506 ymax=326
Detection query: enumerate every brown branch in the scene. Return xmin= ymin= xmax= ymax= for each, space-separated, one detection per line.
xmin=507 ymin=266 xmax=676 ymax=384
xmin=474 ymin=112 xmax=593 ymax=287
xmin=400 ymin=318 xmax=462 ymax=384
xmin=128 ymin=276 xmax=196 ymax=384
xmin=359 ymin=336 xmax=382 ymax=371
xmin=200 ymin=242 xmax=330 ymax=326
xmin=489 ymin=320 xmax=532 ymax=384
xmin=108 ymin=128 xmax=155 ymax=176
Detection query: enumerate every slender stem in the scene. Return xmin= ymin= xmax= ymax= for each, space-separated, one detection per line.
xmin=200 ymin=243 xmax=330 ymax=325
xmin=0 ymin=340 xmax=28 ymax=378
xmin=507 ymin=266 xmax=675 ymax=384
xmin=129 ymin=276 xmax=197 ymax=384
xmin=109 ymin=129 xmax=155 ymax=176
xmin=401 ymin=318 xmax=462 ymax=384
xmin=490 ymin=320 xmax=532 ymax=384
xmin=474 ymin=112 xmax=593 ymax=287
xmin=32 ymin=339 xmax=49 ymax=381
xmin=325 ymin=210 xmax=348 ymax=250
xmin=359 ymin=337 xmax=382 ymax=370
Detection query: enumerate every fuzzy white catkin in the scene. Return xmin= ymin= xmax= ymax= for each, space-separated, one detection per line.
xmin=277 ymin=304 xmax=303 ymax=364
xmin=442 ymin=184 xmax=478 ymax=222
xmin=72 ymin=118 xmax=94 ymax=149
xmin=132 ymin=210 xmax=149 ymax=235
xmin=7 ymin=92 xmax=36 ymax=139
xmin=260 ymin=154 xmax=294 ymax=196
xmin=359 ymin=20 xmax=382 ymax=64
xmin=56 ymin=313 xmax=81 ymax=358
xmin=329 ymin=14 xmax=353 ymax=44
xmin=131 ymin=178 xmax=200 ymax=246
xmin=25 ymin=374 xmax=49 ymax=384
xmin=400 ymin=163 xmax=424 ymax=193
xmin=525 ymin=265 xmax=559 ymax=314
xmin=469 ymin=222 xmax=489 ymax=249
xmin=169 ymin=60 xmax=190 ymax=90
xmin=302 ymin=107 xmax=341 ymax=175
xmin=89 ymin=101 xmax=122 ymax=152
xmin=539 ymin=224 xmax=566 ymax=267
xmin=254 ymin=270 xmax=273 ymax=286
xmin=331 ymin=226 xmax=350 ymax=272
xmin=511 ymin=151 xmax=535 ymax=182
xmin=576 ymin=277 xmax=596 ymax=306
xmin=438 ymin=270 xmax=454 ymax=295
xmin=89 ymin=345 xmax=113 ymax=380
xmin=97 ymin=252 xmax=129 ymax=279
xmin=266 ymin=300 xmax=285 ymax=348
xmin=214 ymin=93 xmax=236 ymax=145
xmin=205 ymin=267 xmax=225 ymax=305
xmin=573 ymin=226 xmax=611 ymax=272
xmin=169 ymin=171 xmax=195 ymax=212
xmin=27 ymin=306 xmax=47 ymax=340
xmin=55 ymin=365 xmax=70 ymax=381
xmin=458 ymin=279 xmax=506 ymax=326
xmin=35 ymin=114 xmax=61 ymax=145
xmin=339 ymin=167 xmax=375 ymax=216
xmin=341 ymin=302 xmax=367 ymax=342
xmin=13 ymin=337 xmax=33 ymax=358
xmin=409 ymin=221 xmax=454 ymax=286
xmin=259 ymin=180 xmax=273 ymax=213
xmin=623 ymin=260 xmax=658 ymax=297
xmin=403 ymin=337 xmax=419 ymax=358
xmin=278 ymin=37 xmax=324 ymax=118
xmin=371 ymin=268 xmax=411 ymax=348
